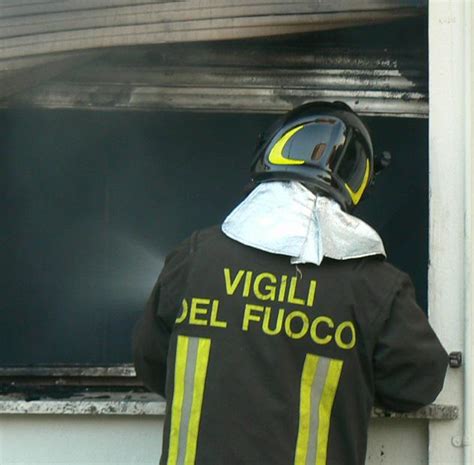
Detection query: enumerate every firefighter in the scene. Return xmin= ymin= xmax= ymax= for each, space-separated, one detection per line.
xmin=132 ymin=101 xmax=448 ymax=465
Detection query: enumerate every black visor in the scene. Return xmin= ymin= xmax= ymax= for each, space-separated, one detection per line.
xmin=337 ymin=139 xmax=369 ymax=192
xmin=279 ymin=117 xmax=348 ymax=171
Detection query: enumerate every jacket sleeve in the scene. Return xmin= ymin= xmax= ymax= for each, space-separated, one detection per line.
xmin=132 ymin=278 xmax=170 ymax=396
xmin=373 ymin=273 xmax=448 ymax=412
xmin=132 ymin=235 xmax=194 ymax=397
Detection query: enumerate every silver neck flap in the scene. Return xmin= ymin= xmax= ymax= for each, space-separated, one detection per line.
xmin=222 ymin=181 xmax=386 ymax=266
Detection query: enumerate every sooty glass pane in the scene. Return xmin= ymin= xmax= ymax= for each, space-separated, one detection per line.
xmin=0 ymin=110 xmax=428 ymax=365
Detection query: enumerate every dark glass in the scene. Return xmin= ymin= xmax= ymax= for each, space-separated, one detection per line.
xmin=0 ymin=110 xmax=428 ymax=366
xmin=283 ymin=119 xmax=346 ymax=167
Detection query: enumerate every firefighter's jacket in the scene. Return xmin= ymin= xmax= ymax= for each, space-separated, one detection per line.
xmin=132 ymin=225 xmax=448 ymax=465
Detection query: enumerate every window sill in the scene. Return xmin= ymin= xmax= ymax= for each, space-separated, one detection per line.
xmin=0 ymin=391 xmax=166 ymax=416
xmin=0 ymin=392 xmax=458 ymax=420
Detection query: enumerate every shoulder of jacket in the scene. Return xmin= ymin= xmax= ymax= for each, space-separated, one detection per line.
xmin=193 ymin=224 xmax=222 ymax=243
xmin=162 ymin=225 xmax=224 ymax=264
xmin=350 ymin=257 xmax=407 ymax=318
xmin=191 ymin=224 xmax=243 ymax=251
xmin=354 ymin=256 xmax=404 ymax=280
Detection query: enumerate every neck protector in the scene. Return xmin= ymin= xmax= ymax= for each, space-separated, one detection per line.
xmin=222 ymin=181 xmax=385 ymax=266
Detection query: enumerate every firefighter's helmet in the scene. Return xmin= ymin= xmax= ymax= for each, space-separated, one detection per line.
xmin=250 ymin=101 xmax=376 ymax=211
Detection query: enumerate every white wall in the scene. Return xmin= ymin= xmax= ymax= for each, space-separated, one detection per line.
xmin=0 ymin=415 xmax=427 ymax=465
xmin=0 ymin=415 xmax=164 ymax=465
xmin=428 ymin=1 xmax=471 ymax=464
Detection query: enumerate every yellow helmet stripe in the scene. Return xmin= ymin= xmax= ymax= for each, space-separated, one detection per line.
xmin=268 ymin=125 xmax=306 ymax=165
xmin=344 ymin=159 xmax=370 ymax=206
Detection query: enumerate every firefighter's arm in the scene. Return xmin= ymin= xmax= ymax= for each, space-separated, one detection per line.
xmin=132 ymin=278 xmax=171 ymax=396
xmin=132 ymin=234 xmax=194 ymax=397
xmin=373 ymin=274 xmax=448 ymax=412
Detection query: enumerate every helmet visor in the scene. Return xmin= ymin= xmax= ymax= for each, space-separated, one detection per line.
xmin=276 ymin=117 xmax=348 ymax=171
xmin=337 ymin=139 xmax=369 ymax=191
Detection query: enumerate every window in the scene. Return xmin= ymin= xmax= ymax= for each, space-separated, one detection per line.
xmin=0 ymin=16 xmax=429 ymax=386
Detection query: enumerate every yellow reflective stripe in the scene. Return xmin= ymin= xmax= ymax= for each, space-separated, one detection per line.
xmin=167 ymin=335 xmax=189 ymax=465
xmin=184 ymin=338 xmax=211 ymax=465
xmin=268 ymin=125 xmax=306 ymax=166
xmin=167 ymin=336 xmax=212 ymax=465
xmin=294 ymin=355 xmax=343 ymax=465
xmin=315 ymin=359 xmax=344 ymax=465
xmin=294 ymin=354 xmax=320 ymax=465
xmin=344 ymin=159 xmax=370 ymax=205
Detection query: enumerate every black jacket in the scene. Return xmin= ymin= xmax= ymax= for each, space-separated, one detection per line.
xmin=132 ymin=225 xmax=447 ymax=465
